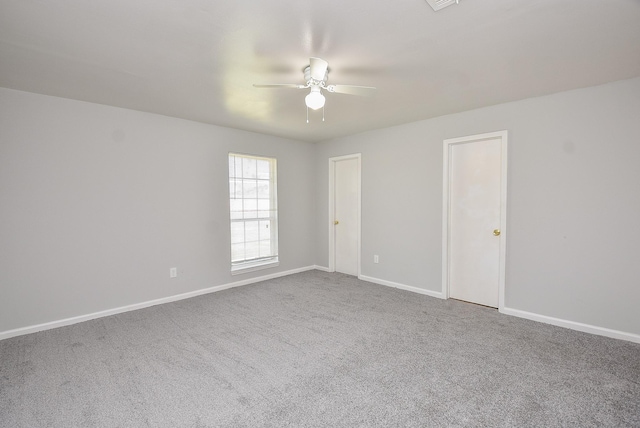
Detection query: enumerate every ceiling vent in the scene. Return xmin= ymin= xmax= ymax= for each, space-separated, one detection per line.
xmin=425 ymin=0 xmax=458 ymax=12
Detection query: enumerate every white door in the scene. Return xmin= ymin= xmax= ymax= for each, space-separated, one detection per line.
xmin=443 ymin=132 xmax=507 ymax=308
xmin=332 ymin=156 xmax=360 ymax=275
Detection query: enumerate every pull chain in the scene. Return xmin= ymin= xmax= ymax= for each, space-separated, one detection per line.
xmin=306 ymin=106 xmax=326 ymax=123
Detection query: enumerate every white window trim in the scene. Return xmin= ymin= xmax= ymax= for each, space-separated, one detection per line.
xmin=231 ymin=259 xmax=280 ymax=275
xmin=228 ymin=153 xmax=279 ymax=275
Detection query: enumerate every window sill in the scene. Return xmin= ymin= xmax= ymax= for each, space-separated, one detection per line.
xmin=231 ymin=259 xmax=279 ymax=275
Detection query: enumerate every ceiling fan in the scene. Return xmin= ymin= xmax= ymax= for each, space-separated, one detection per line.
xmin=253 ymin=57 xmax=376 ymax=122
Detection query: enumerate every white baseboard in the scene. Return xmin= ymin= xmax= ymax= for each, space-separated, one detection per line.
xmin=501 ymin=306 xmax=640 ymax=344
xmin=5 ymin=267 xmax=638 ymax=345
xmin=359 ymin=274 xmax=639 ymax=344
xmin=0 ymin=265 xmax=317 ymax=341
xmin=358 ymin=274 xmax=444 ymax=299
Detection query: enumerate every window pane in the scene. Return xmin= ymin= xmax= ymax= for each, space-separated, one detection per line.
xmin=243 ymin=180 xmax=257 ymax=198
xmin=257 ymin=160 xmax=270 ymax=179
xmin=230 ymin=199 xmax=242 ymax=213
xmin=244 ymin=199 xmax=257 ymax=212
xmin=242 ymin=157 xmax=257 ymax=178
xmin=245 ymin=221 xmax=259 ymax=242
xmin=229 ymin=179 xmax=242 ymax=199
xmin=231 ymin=243 xmax=244 ymax=262
xmin=259 ymin=220 xmax=271 ymax=241
xmin=245 ymin=241 xmax=259 ymax=260
xmin=257 ymin=180 xmax=270 ymax=199
xmin=230 ymin=222 xmax=244 ymax=244
xmin=257 ymin=197 xmax=270 ymax=218
xmin=259 ymin=240 xmax=272 ymax=258
xmin=235 ymin=157 xmax=242 ymax=178
xmin=244 ymin=196 xmax=258 ymax=219
xmin=229 ymin=155 xmax=236 ymax=178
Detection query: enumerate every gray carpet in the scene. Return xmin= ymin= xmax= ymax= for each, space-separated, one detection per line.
xmin=1 ymin=270 xmax=639 ymax=427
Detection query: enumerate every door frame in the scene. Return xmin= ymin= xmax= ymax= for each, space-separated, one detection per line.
xmin=328 ymin=153 xmax=362 ymax=276
xmin=442 ymin=131 xmax=508 ymax=310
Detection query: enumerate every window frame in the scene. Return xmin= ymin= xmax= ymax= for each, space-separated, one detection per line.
xmin=228 ymin=153 xmax=279 ymax=274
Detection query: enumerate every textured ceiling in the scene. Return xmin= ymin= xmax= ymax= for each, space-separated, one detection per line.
xmin=1 ymin=0 xmax=640 ymax=142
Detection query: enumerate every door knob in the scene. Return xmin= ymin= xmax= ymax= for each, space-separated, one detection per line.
xmin=334 ymin=220 xmax=339 ymax=225
xmin=493 ymin=229 xmax=501 ymax=236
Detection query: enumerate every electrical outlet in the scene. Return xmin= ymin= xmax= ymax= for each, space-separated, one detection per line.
xmin=170 ymin=267 xmax=177 ymax=278
xmin=374 ymin=255 xmax=379 ymax=264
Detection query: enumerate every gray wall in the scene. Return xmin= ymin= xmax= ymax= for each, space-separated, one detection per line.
xmin=3 ymin=77 xmax=640 ymax=338
xmin=314 ymin=77 xmax=640 ymax=336
xmin=0 ymin=88 xmax=316 ymax=333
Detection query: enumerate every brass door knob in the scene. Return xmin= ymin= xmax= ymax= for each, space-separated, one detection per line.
xmin=493 ymin=229 xmax=501 ymax=236
xmin=334 ymin=220 xmax=339 ymax=225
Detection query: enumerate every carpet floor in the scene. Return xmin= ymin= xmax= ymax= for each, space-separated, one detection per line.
xmin=1 ymin=270 xmax=639 ymax=427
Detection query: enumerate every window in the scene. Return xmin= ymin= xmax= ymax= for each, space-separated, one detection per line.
xmin=228 ymin=153 xmax=278 ymax=273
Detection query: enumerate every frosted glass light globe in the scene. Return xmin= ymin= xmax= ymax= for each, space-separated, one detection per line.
xmin=305 ymin=89 xmax=325 ymax=110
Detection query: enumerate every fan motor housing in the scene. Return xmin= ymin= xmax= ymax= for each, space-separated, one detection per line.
xmin=304 ymin=66 xmax=328 ymax=85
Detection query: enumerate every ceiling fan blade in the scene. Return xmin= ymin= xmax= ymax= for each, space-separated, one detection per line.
xmin=309 ymin=57 xmax=329 ymax=81
xmin=253 ymin=84 xmax=306 ymax=89
xmin=326 ymin=84 xmax=377 ymax=96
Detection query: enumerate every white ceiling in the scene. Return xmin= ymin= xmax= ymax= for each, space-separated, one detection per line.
xmin=1 ymin=0 xmax=640 ymax=143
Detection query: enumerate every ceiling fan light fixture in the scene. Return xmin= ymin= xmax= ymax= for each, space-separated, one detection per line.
xmin=305 ymin=87 xmax=325 ymax=110
xmin=254 ymin=57 xmax=376 ymax=120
